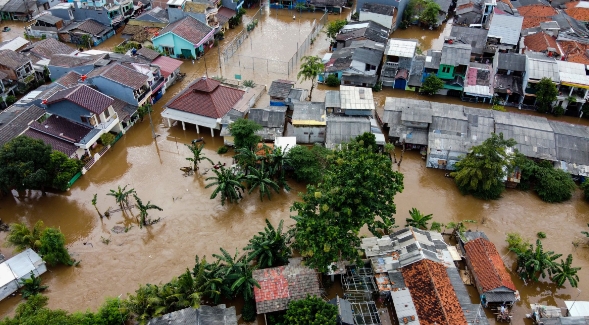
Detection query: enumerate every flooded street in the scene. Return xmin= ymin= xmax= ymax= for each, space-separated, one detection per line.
xmin=0 ymin=7 xmax=588 ymax=325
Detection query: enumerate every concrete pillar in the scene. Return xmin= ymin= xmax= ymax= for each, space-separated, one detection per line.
xmin=196 ymin=124 xmax=200 ymax=133
xmin=181 ymin=121 xmax=185 ymax=130
xmin=569 ymin=87 xmax=574 ymax=97
xmin=167 ymin=118 xmax=171 ymax=127
xmin=210 ymin=127 xmax=214 ymax=137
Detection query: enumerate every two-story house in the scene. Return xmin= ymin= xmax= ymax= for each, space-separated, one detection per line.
xmin=48 ymin=53 xmax=105 ymax=80
xmin=321 ymin=40 xmax=385 ymax=88
xmin=380 ymin=38 xmax=418 ymax=89
xmin=555 ymin=60 xmax=589 ymax=116
xmin=87 ymin=63 xmax=151 ymax=107
xmin=58 ymin=19 xmax=115 ymax=47
xmin=493 ymin=52 xmax=526 ymax=107
xmin=437 ymin=42 xmax=471 ymax=96
xmin=0 ymin=50 xmax=37 ymax=90
xmin=485 ymin=13 xmax=523 ymax=54
xmin=522 ymin=52 xmax=560 ymax=109
xmin=120 ymin=62 xmax=167 ymax=103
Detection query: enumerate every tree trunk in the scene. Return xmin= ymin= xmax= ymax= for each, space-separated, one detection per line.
xmin=94 ymin=206 xmax=103 ymax=219
xmin=308 ymin=82 xmax=315 ymax=101
xmin=397 ymin=142 xmax=405 ymax=167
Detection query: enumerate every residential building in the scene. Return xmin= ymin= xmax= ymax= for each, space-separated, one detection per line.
xmin=493 ymin=52 xmax=526 ymax=107
xmin=325 ymin=115 xmax=370 ymax=149
xmin=152 ymin=15 xmax=214 ymax=59
xmin=407 ymin=55 xmax=425 ymax=91
xmin=549 ymin=121 xmax=589 ymax=177
xmin=0 ymin=37 xmax=30 ymax=52
xmin=518 ymin=4 xmax=558 ymax=30
xmin=220 ymin=0 xmax=243 ymax=11
xmin=48 ymin=54 xmax=104 ymax=80
xmin=151 ymin=55 xmax=183 ymax=90
xmin=0 ymin=249 xmax=47 ymax=302
xmin=58 ymin=19 xmax=115 ymax=47
xmin=248 ymin=106 xmax=287 ymax=142
xmin=449 ymin=26 xmax=489 ymax=60
xmin=462 ymin=62 xmax=493 ymax=103
xmin=433 ymin=0 xmax=452 ymax=26
xmin=49 ymin=2 xmax=123 ymax=27
xmin=0 ymin=50 xmax=36 ymax=90
xmin=426 ymin=103 xmax=469 ymax=170
xmin=359 ymin=3 xmax=396 ymax=31
xmin=522 ymin=31 xmax=561 ymax=58
xmin=288 ymin=102 xmax=326 ymax=144
xmin=0 ymin=104 xmax=45 ymax=146
xmin=355 ymin=0 xmax=408 ymax=31
xmin=381 ymin=97 xmax=431 ymax=149
xmin=253 ymin=258 xmax=321 ymax=315
xmin=267 ymin=79 xmax=306 ymax=108
xmin=135 ymin=47 xmax=161 ymax=61
xmin=555 ymin=60 xmax=589 ymax=114
xmin=437 ymin=43 xmax=471 ymax=95
xmin=130 ymin=6 xmax=169 ymax=27
xmin=380 ymin=38 xmax=417 ymax=89
xmin=87 ymin=63 xmax=151 ymax=107
xmin=335 ymin=21 xmax=390 ymax=50
xmin=216 ymin=7 xmax=236 ymax=32
xmin=0 ymin=71 xmax=17 ymax=106
xmin=162 ymin=77 xmax=245 ymax=136
xmin=322 ymin=40 xmax=385 ymax=88
xmin=460 ymin=232 xmax=518 ymax=308
xmin=486 ymin=13 xmax=524 ymax=53
xmin=522 ymin=52 xmax=560 ymax=107
xmin=0 ymin=0 xmax=38 ymax=21
xmin=564 ymin=1 xmax=589 ymax=24
xmin=21 ymin=38 xmax=77 ymax=64
xmin=26 ymin=14 xmax=65 ymax=39
xmin=147 ymin=305 xmax=237 ymax=325
xmin=119 ymin=62 xmax=167 ymax=103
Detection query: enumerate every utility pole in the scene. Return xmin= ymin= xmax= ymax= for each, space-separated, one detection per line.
xmin=147 ymin=105 xmax=157 ymax=138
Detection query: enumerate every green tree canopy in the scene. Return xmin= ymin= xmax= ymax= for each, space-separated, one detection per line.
xmin=420 ymin=74 xmax=444 ymax=95
xmin=510 ymin=239 xmax=561 ymax=283
xmin=533 ymin=166 xmax=576 ymax=203
xmin=419 ymin=1 xmax=441 ymax=26
xmin=291 ymin=141 xmax=404 ymax=272
xmin=229 ymin=118 xmax=262 ymax=150
xmin=38 ymin=227 xmax=73 ymax=266
xmin=535 ymin=77 xmax=558 ymax=114
xmin=355 ymin=132 xmax=377 ymax=152
xmin=0 ymin=136 xmax=52 ymax=194
xmin=286 ymin=144 xmax=331 ymax=184
xmin=325 ymin=19 xmax=347 ymax=41
xmin=284 ymin=295 xmax=338 ymax=325
xmin=48 ymin=151 xmax=82 ymax=191
xmin=185 ymin=142 xmax=213 ymax=171
xmin=244 ymin=219 xmax=292 ymax=268
xmin=5 ymin=220 xmax=44 ymax=252
xmin=451 ymin=133 xmax=516 ymax=200
xmin=298 ymin=56 xmax=324 ymax=100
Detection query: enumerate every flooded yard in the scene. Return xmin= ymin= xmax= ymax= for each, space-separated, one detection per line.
xmin=0 ymin=6 xmax=588 ymax=325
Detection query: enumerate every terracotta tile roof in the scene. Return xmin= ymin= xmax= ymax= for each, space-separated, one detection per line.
xmin=518 ymin=5 xmax=557 ymax=29
xmin=565 ymin=7 xmax=589 ymax=22
xmin=464 ymin=238 xmax=517 ymax=293
xmin=47 ymin=85 xmax=114 ymax=114
xmin=55 ymin=71 xmax=81 ymax=88
xmin=88 ymin=63 xmax=149 ymax=89
xmin=111 ymin=97 xmax=136 ymax=122
xmin=253 ymin=260 xmax=321 ymax=314
xmin=0 ymin=49 xmax=30 ymax=70
xmin=558 ymin=40 xmax=589 ymax=65
xmin=401 ymin=260 xmax=467 ymax=325
xmin=158 ymin=16 xmax=212 ymax=45
xmin=217 ymin=7 xmax=236 ymax=25
xmin=27 ymin=38 xmax=76 ymax=59
xmin=165 ymin=77 xmax=244 ymax=119
xmin=24 ymin=128 xmax=78 ymax=157
xmin=29 ymin=114 xmax=93 ymax=143
xmin=523 ymin=32 xmax=562 ymax=55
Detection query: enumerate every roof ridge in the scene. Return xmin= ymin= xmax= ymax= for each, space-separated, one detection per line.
xmin=423 ymin=260 xmax=450 ymax=325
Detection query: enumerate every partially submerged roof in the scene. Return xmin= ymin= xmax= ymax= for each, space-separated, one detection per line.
xmin=488 ymin=14 xmax=524 ymax=45
xmin=60 ymin=19 xmax=110 ymax=36
xmin=494 ymin=111 xmax=556 ymax=161
xmin=384 ymin=38 xmax=417 ymax=58
xmin=464 ymin=237 xmax=517 ymax=294
xmin=47 ymin=85 xmax=114 ymax=114
xmin=449 ymin=26 xmax=489 ymax=55
xmin=249 ymin=106 xmax=287 ymax=128
xmin=268 ymin=79 xmax=294 ymax=99
xmin=36 ymin=14 xmax=63 ymax=24
xmin=147 ymin=305 xmax=238 ymax=325
xmin=157 ymin=16 xmax=213 ymax=46
xmin=339 ymin=85 xmax=374 ymax=111
xmin=440 ymin=43 xmax=471 ymax=66
xmin=361 ymin=2 xmax=395 ymax=15
xmin=0 ymin=105 xmax=45 ymax=147
xmin=325 ymin=115 xmax=370 ymax=149
xmin=497 ymin=52 xmax=526 ymax=71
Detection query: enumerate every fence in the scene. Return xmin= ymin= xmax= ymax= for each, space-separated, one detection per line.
xmin=222 ymin=12 xmax=327 ymax=77
xmin=67 ymin=171 xmax=82 ymax=189
xmin=221 ymin=6 xmax=264 ymax=62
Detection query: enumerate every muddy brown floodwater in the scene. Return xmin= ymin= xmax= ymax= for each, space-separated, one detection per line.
xmin=0 ymin=7 xmax=588 ymax=325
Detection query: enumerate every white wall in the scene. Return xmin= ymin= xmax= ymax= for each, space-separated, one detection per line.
xmin=359 ymin=12 xmax=393 ymax=30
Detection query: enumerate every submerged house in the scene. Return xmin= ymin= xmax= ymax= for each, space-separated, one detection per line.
xmin=522 ymin=52 xmax=560 ymax=108
xmin=87 ymin=63 xmax=152 ymax=107
xmin=322 ymin=40 xmax=385 ymax=88
xmin=426 ymin=103 xmax=469 ymax=170
xmin=289 ymin=102 xmax=326 ymax=144
xmin=26 ymin=14 xmax=65 ymax=39
xmin=555 ymin=60 xmax=589 ymax=115
xmin=460 ymin=232 xmax=518 ymax=308
xmin=325 ymin=115 xmax=370 ymax=149
xmin=152 ymin=15 xmax=214 ymax=59
xmin=381 ymin=97 xmax=431 ymax=150
xmin=58 ymin=19 xmax=115 ymax=47
xmin=380 ymin=38 xmax=418 ymax=89
xmin=437 ymin=42 xmax=471 ymax=96
xmin=493 ymin=52 xmax=526 ymax=107
xmin=335 ymin=21 xmax=390 ymax=50
xmin=0 ymin=50 xmax=37 ymax=90
xmin=0 ymin=249 xmax=47 ymax=302
xmin=359 ymin=3 xmax=397 ymax=31
xmin=248 ymin=106 xmax=287 ymax=142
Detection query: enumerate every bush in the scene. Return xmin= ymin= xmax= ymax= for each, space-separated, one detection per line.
xmin=325 ymin=74 xmax=340 ymax=87
xmin=284 ymin=295 xmax=337 ymax=324
xmin=286 ymin=144 xmax=331 ymax=184
xmin=100 ymin=133 xmax=115 ymax=146
xmin=534 ymin=166 xmax=576 ymax=203
xmin=537 ymin=232 xmax=547 ymax=239
xmin=242 ymin=299 xmax=256 ymax=322
xmin=582 ymin=179 xmax=589 ymax=201
xmin=242 ymin=80 xmax=255 ymax=88
xmin=4 ymin=95 xmax=17 ymax=105
xmin=39 ymin=228 xmax=74 ymax=266
xmin=553 ymin=105 xmax=565 ymax=117
xmin=217 ymin=146 xmax=229 ymax=154
xmin=506 ymin=232 xmax=530 ymax=253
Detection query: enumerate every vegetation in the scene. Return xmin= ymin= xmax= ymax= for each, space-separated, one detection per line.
xmin=3 ymin=95 xmax=17 ymax=106
xmin=325 ymin=19 xmax=347 ymax=41
xmin=244 ymin=219 xmax=291 ymax=268
xmin=420 ymin=1 xmax=441 ymax=26
xmin=511 ymin=238 xmax=561 ymax=283
xmin=325 ymin=74 xmax=340 ymax=87
xmin=185 ymin=142 xmax=213 ymax=171
xmin=211 ymin=248 xmax=259 ymax=301
xmin=133 ymin=194 xmax=162 ymax=228
xmin=581 ymin=179 xmax=589 ymax=201
xmin=284 ymin=295 xmax=338 ymax=325
xmin=228 ymin=7 xmax=246 ymax=28
xmin=80 ymin=34 xmax=92 ymax=49
xmin=298 ymin=56 xmax=325 ymax=100
xmin=100 ymin=133 xmax=115 ymax=146
xmin=405 ymin=208 xmax=433 ymax=230
xmin=229 ymin=118 xmax=262 ymax=150
xmin=420 ymin=74 xmax=444 ymax=95
xmin=217 ymin=146 xmax=229 ymax=154
xmin=535 ymin=77 xmax=558 ymax=114
xmin=242 ymin=80 xmax=255 ymax=88
xmin=286 ymin=144 xmax=331 ymax=184
xmin=506 ymin=232 xmax=530 ymax=254
xmin=136 ymin=103 xmax=152 ymax=122
xmin=5 ymin=221 xmax=44 ymax=252
xmin=430 ymin=221 xmax=443 ymax=232
xmin=537 ymin=232 xmax=547 ymax=239
xmin=6 ymin=221 xmax=73 ymax=266
xmin=355 ymin=132 xmax=378 ymax=152
xmin=245 ymin=163 xmax=280 ymax=201
xmin=290 ymin=140 xmax=404 ymax=272
xmin=114 ymin=41 xmax=141 ymax=54
xmin=20 ymin=272 xmax=48 ymax=299
xmin=0 ymin=136 xmax=82 ymax=194
xmin=552 ymin=254 xmax=581 ymax=287
xmin=92 ymin=194 xmax=103 ymax=218
xmin=205 ymin=164 xmax=245 ymax=205
xmin=107 ymin=185 xmax=135 ymax=210
xmin=242 ymin=299 xmax=257 ymax=322
xmin=452 ymin=133 xmax=516 ymax=200
xmin=515 ymin=156 xmax=576 ymax=203
xmin=553 ymin=104 xmax=565 ymax=117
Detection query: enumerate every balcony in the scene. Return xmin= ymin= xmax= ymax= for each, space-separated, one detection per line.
xmin=205 ymin=7 xmax=218 ymax=17
xmin=151 ymin=76 xmax=166 ymax=92
xmin=96 ymin=112 xmax=119 ymax=131
xmin=136 ymin=89 xmax=151 ymax=104
xmin=19 ymin=73 xmax=35 ymax=84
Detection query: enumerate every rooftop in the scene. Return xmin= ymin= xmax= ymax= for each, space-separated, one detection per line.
xmin=384 ymin=38 xmax=418 ymax=58
xmin=29 ymin=114 xmax=93 ymax=143
xmin=488 ymin=14 xmax=524 ymax=45
xmin=449 ymin=26 xmax=489 ymax=55
xmin=157 ymin=15 xmax=213 ymax=46
xmin=60 ymin=19 xmax=110 ymax=36
xmin=525 ymin=53 xmax=560 ymax=82
xmin=23 ymin=38 xmax=76 ymax=60
xmin=292 ymin=102 xmax=326 ymax=125
xmin=463 ymin=63 xmax=493 ymax=97
xmin=339 ymin=85 xmax=374 ymax=111
xmin=268 ymin=79 xmax=295 ymax=99
xmin=135 ymin=47 xmax=160 ymax=61
xmin=0 ymin=105 xmax=45 ymax=147
xmin=518 ymin=4 xmax=557 ymax=29
xmin=440 ymin=43 xmax=471 ymax=66
xmin=463 ymin=236 xmax=517 ymax=293
xmin=46 ymin=85 xmax=114 ymax=114
xmin=337 ymin=21 xmax=390 ymax=45
xmin=325 ymin=115 xmax=370 ymax=149
xmin=494 ymin=111 xmax=557 ymax=160
xmin=497 ymin=52 xmax=526 ymax=71
xmin=361 ymin=2 xmax=395 ymax=15
xmin=0 ymin=49 xmax=30 ymax=70
xmin=48 ymin=54 xmax=104 ymax=68
xmin=24 ymin=128 xmax=78 ymax=157
xmin=151 ymin=56 xmax=182 ymax=78
xmin=147 ymin=305 xmax=238 ymax=325
xmin=549 ymin=121 xmax=589 ymax=166
xmin=523 ymin=32 xmax=561 ymax=55
xmin=556 ymin=60 xmax=589 ymax=87
xmin=55 ymin=71 xmax=81 ymax=88
xmin=88 ymin=63 xmax=149 ymax=89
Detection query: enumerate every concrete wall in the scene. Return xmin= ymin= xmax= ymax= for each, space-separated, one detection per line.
xmin=71 ymin=7 xmax=112 ymax=26
xmin=359 ymin=11 xmax=393 ymax=30
xmin=46 ymin=101 xmax=95 ymax=126
xmin=153 ymin=33 xmax=199 ymax=59
xmin=90 ymin=77 xmax=136 ymax=104
xmin=356 ymin=0 xmax=406 ymax=29
xmin=293 ymin=126 xmax=326 ymax=144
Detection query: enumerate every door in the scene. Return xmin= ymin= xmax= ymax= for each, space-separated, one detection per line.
xmin=181 ymin=49 xmax=192 ymax=59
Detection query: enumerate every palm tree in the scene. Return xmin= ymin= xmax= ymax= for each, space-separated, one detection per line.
xmin=405 ymin=208 xmax=433 ymax=230
xmin=92 ymin=193 xmax=103 ymax=219
xmin=514 ymin=239 xmax=561 ymax=283
xmin=245 ymin=163 xmax=280 ymax=201
xmin=551 ymin=254 xmax=581 ymax=287
xmin=191 ymin=256 xmax=222 ymax=304
xmin=234 ymin=147 xmax=261 ymax=174
xmin=133 ymin=194 xmax=163 ymax=228
xmin=185 ymin=142 xmax=213 ymax=171
xmin=107 ymin=185 xmax=135 ymax=210
xmin=268 ymin=146 xmax=291 ymax=190
xmin=19 ymin=271 xmax=48 ymax=299
xmin=205 ymin=164 xmax=245 ymax=205
xmin=297 ymin=55 xmax=324 ymax=100
xmin=212 ymin=248 xmax=259 ymax=301
xmin=5 ymin=221 xmax=44 ymax=252
xmin=123 ymin=283 xmax=164 ymax=325
xmin=244 ymin=219 xmax=291 ymax=268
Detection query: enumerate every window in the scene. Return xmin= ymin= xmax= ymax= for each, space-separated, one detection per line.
xmin=442 ymin=66 xmax=451 ymax=73
xmin=162 ymin=46 xmax=174 ymax=56
xmin=104 ymin=108 xmax=110 ymax=119
xmin=81 ymin=116 xmax=89 ymax=124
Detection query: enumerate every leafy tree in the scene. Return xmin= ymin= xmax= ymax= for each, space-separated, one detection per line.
xmin=5 ymin=221 xmax=44 ymax=252
xmin=533 ymin=166 xmax=576 ymax=203
xmin=4 ymin=95 xmax=17 ymax=106
xmin=20 ymin=272 xmax=48 ymax=299
xmin=107 ymin=185 xmax=135 ymax=210
xmin=581 ymin=179 xmax=589 ymax=201
xmin=38 ymin=227 xmax=73 ymax=266
xmin=284 ymin=295 xmax=338 ymax=325
xmin=511 ymin=239 xmax=561 ymax=283
xmin=286 ymin=144 xmax=331 ymax=183
xmin=298 ymin=56 xmax=324 ymax=100
xmin=205 ymin=164 xmax=245 ymax=205
xmin=245 ymin=163 xmax=280 ymax=201
xmin=535 ymin=77 xmax=558 ymax=114
xmin=325 ymin=19 xmax=347 ymax=41
xmin=355 ymin=132 xmax=377 ymax=152
xmin=229 ymin=118 xmax=262 ymax=150
xmin=420 ymin=74 xmax=444 ymax=95
xmin=48 ymin=151 xmax=82 ymax=191
xmin=212 ymin=248 xmax=259 ymax=301
xmin=185 ymin=142 xmax=213 ymax=171
xmin=242 ymin=299 xmax=257 ymax=322
xmin=291 ymin=141 xmax=404 ymax=272
xmin=419 ymin=1 xmax=441 ymax=26
xmin=506 ymin=232 xmax=530 ymax=254
xmin=405 ymin=208 xmax=433 ymax=230
xmin=0 ymin=136 xmax=51 ymax=194
xmin=325 ymin=74 xmax=340 ymax=87
xmin=552 ymin=254 xmax=581 ymax=287
xmin=513 ymin=153 xmax=537 ymax=191
xmin=133 ymin=194 xmax=162 ymax=228
xmin=244 ymin=219 xmax=291 ymax=268
xmin=451 ymin=133 xmax=516 ymax=200
xmin=136 ymin=103 xmax=152 ymax=122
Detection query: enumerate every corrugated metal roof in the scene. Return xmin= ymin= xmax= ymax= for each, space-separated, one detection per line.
xmin=292 ymin=102 xmax=325 ymax=125
xmin=440 ymin=43 xmax=472 ymax=66
xmin=556 ymin=60 xmax=589 ymax=87
xmin=325 ymin=115 xmax=370 ymax=149
xmin=526 ymin=53 xmax=560 ymax=82
xmin=497 ymin=52 xmax=526 ymax=72
xmin=325 ymin=90 xmax=341 ymax=108
xmin=494 ymin=111 xmax=556 ymax=160
xmin=385 ymin=38 xmax=418 ymax=57
xmin=550 ymin=121 xmax=589 ymax=165
xmin=339 ymin=85 xmax=374 ymax=111
xmin=488 ymin=14 xmax=524 ymax=45
xmin=0 ymin=37 xmax=29 ymax=51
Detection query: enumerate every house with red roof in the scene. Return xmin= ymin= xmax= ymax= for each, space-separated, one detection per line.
xmin=151 ymin=15 xmax=214 ymax=59
xmin=87 ymin=62 xmax=152 ymax=107
xmin=161 ymin=76 xmax=245 ymax=137
xmin=460 ymin=232 xmax=518 ymax=308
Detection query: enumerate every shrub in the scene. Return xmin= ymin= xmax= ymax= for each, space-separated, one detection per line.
xmin=325 ymin=74 xmax=340 ymax=87
xmin=534 ymin=166 xmax=576 ymax=203
xmin=372 ymin=81 xmax=382 ymax=92
xmin=217 ymin=146 xmax=229 ymax=154
xmin=506 ymin=232 xmax=530 ymax=253
xmin=581 ymin=179 xmax=589 ymax=201
xmin=553 ymin=104 xmax=565 ymax=117
xmin=242 ymin=299 xmax=256 ymax=322
xmin=537 ymin=231 xmax=547 ymax=239
xmin=4 ymin=95 xmax=17 ymax=105
xmin=100 ymin=133 xmax=115 ymax=146
xmin=242 ymin=80 xmax=255 ymax=88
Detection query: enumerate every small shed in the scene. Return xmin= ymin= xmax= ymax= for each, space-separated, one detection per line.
xmin=0 ymin=249 xmax=47 ymax=301
xmin=248 ymin=106 xmax=287 ymax=142
xmin=289 ymin=102 xmax=326 ymax=144
xmin=325 ymin=115 xmax=370 ymax=149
